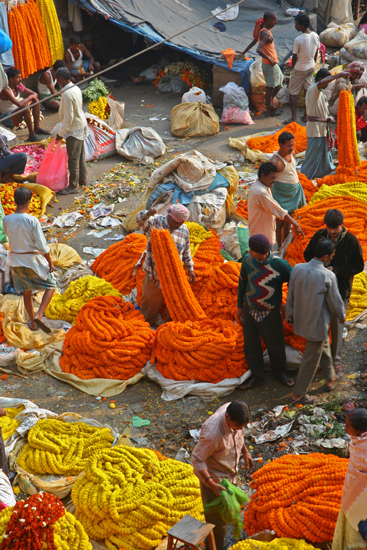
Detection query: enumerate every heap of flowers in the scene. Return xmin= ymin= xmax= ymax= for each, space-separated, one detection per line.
xmin=151 ymin=229 xmax=247 ymax=382
xmin=60 ymin=296 xmax=155 ymax=380
xmin=17 ymin=418 xmax=114 ymax=475
xmin=45 ymin=275 xmax=121 ymax=324
xmin=35 ymin=0 xmax=64 ymax=64
xmin=0 ymin=183 xmax=42 ymax=216
xmin=346 ymin=271 xmax=367 ymax=320
xmin=244 ymin=453 xmax=348 ymax=542
xmin=8 ymin=0 xmax=51 ymax=79
xmin=83 ymin=79 xmax=111 ymax=120
xmin=246 ymin=123 xmax=307 ymax=155
xmin=154 ymin=61 xmax=209 ymax=89
xmin=186 ymin=221 xmax=214 ymax=256
xmin=309 ymin=181 xmax=367 ymax=205
xmin=72 ymin=445 xmax=203 ymax=550
xmin=0 ymin=493 xmax=91 ymax=550
xmin=11 ymin=143 xmax=46 ymax=175
xmin=91 ymin=233 xmax=147 ymax=294
xmin=230 ymin=539 xmax=317 ymax=550
xmin=0 ymin=405 xmax=24 ymax=442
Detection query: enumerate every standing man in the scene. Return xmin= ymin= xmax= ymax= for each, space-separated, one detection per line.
xmin=3 ymin=187 xmax=56 ymax=333
xmin=248 ymin=162 xmax=304 ymax=248
xmin=135 ymin=204 xmax=195 ymax=326
xmin=303 ymin=209 xmax=363 ymax=374
xmin=301 ymin=68 xmax=351 ymax=180
xmin=257 ymin=11 xmax=283 ymax=117
xmin=191 ymin=401 xmax=253 ymax=550
xmin=270 ymin=132 xmax=306 ymax=246
xmin=237 ymin=234 xmax=294 ymax=390
xmin=286 ymin=238 xmax=346 ymax=405
xmin=55 ymin=67 xmax=88 ymax=195
xmin=284 ymin=13 xmax=319 ymax=124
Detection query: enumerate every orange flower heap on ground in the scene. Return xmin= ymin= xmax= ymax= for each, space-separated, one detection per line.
xmin=91 ymin=233 xmax=147 ymax=295
xmin=244 ymin=453 xmax=348 ymax=542
xmin=285 ymin=196 xmax=367 ymax=266
xmin=60 ymin=296 xmax=155 ymax=380
xmin=247 ymin=123 xmax=307 ymax=154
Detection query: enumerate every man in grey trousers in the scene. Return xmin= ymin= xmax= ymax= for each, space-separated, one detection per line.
xmin=286 ymin=238 xmax=346 ymax=405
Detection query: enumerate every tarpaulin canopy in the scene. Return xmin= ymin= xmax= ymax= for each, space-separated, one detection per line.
xmin=75 ymin=0 xmax=300 ymax=66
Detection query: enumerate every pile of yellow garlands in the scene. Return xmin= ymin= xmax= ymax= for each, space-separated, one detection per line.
xmin=244 ymin=453 xmax=348 ymax=543
xmin=60 ymin=296 xmax=155 ymax=380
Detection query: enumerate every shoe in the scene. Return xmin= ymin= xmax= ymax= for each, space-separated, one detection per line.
xmin=239 ymin=374 xmax=265 ymax=390
xmin=34 ymin=318 xmax=51 ymax=334
xmin=57 ymin=186 xmax=79 ymax=195
xmin=275 ymin=373 xmax=295 ymax=387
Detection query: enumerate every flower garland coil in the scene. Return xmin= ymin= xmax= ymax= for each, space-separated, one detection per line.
xmin=91 ymin=234 xmax=148 ymax=295
xmin=310 ymin=181 xmax=367 ymax=205
xmin=16 ymin=418 xmax=114 ymax=476
xmin=45 ymin=275 xmax=121 ymax=323
xmin=0 ymin=405 xmax=24 ymax=441
xmin=60 ymin=296 xmax=155 ymax=379
xmin=247 ymin=123 xmax=307 ymax=155
xmin=71 ymin=445 xmax=204 ymax=550
xmin=230 ymin=538 xmax=317 ymax=550
xmin=244 ymin=453 xmax=348 ymax=543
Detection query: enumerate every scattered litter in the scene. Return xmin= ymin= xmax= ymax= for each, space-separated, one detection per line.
xmin=131 ymin=416 xmax=151 ymax=428
xmin=90 ymin=204 xmax=114 ymax=219
xmin=82 ymin=247 xmax=106 ymax=257
xmin=53 ymin=213 xmax=83 ymax=228
xmin=104 ymin=234 xmax=123 ymax=241
xmin=189 ymin=429 xmax=201 ymax=442
xmin=99 ymin=216 xmax=121 ymax=227
xmin=254 ymin=421 xmax=294 ymax=444
xmin=87 ymin=229 xmax=112 ymax=238
xmin=175 ymin=448 xmax=190 ymax=462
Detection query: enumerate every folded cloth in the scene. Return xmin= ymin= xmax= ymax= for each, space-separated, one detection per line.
xmin=222 ymin=48 xmax=236 ymax=69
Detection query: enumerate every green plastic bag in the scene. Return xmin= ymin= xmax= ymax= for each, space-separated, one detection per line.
xmin=203 ymin=478 xmax=249 ymax=539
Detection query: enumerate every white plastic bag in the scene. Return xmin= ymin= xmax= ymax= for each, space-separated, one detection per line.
xmin=343 ymin=29 xmax=367 ymax=59
xmin=115 ymin=127 xmax=166 ymax=162
xmin=219 ymin=82 xmax=253 ymax=124
xmin=182 ymin=87 xmax=207 ymax=103
xmin=139 ymin=65 xmax=160 ymax=81
xmin=105 ymin=97 xmax=124 ymax=130
xmin=84 ymin=125 xmax=99 ymax=162
xmin=319 ymin=22 xmax=356 ymax=48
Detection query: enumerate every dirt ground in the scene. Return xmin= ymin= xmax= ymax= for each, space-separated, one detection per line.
xmin=3 ymin=82 xmax=366 ymax=462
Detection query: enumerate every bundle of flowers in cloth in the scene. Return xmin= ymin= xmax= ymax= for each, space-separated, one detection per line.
xmin=72 ymin=445 xmax=203 ymax=550
xmin=153 ymin=61 xmax=210 ymax=90
xmin=0 ymin=492 xmax=91 ymax=550
xmin=83 ymin=78 xmax=111 ymax=120
xmin=0 ymin=183 xmax=43 ymax=216
xmin=59 ymin=296 xmax=155 ymax=380
xmin=244 ymin=453 xmax=348 ymax=542
xmin=150 ymin=229 xmax=247 ymax=383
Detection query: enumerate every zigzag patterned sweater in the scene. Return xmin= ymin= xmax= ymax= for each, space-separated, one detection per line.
xmin=237 ymin=253 xmax=292 ymax=311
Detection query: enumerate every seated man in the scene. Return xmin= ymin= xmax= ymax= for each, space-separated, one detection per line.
xmin=356 ymin=96 xmax=367 ymax=142
xmin=38 ymin=60 xmax=66 ymax=111
xmin=0 ymin=68 xmax=50 ymax=142
xmin=0 ymin=134 xmax=27 ymax=183
xmin=65 ymin=35 xmax=101 ymax=82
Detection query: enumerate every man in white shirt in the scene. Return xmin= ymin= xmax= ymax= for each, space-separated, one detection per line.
xmin=3 ymin=187 xmax=56 ymax=333
xmin=248 ymin=162 xmax=304 ymax=247
xmin=284 ymin=13 xmax=319 ymax=124
xmin=55 ymin=67 xmax=88 ymax=195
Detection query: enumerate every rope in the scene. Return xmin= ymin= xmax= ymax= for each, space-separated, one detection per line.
xmin=1 ymin=0 xmax=247 ymax=124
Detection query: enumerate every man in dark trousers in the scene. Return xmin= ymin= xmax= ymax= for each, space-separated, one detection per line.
xmin=237 ymin=233 xmax=294 ymax=390
xmin=303 ymin=209 xmax=363 ymax=374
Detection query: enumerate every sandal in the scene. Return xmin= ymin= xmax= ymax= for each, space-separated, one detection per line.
xmin=289 ymin=394 xmax=314 ymax=406
xmin=322 ymin=379 xmax=338 ymax=393
xmin=34 ymin=318 xmax=51 ymax=334
xmin=334 ymin=364 xmax=343 ymax=374
xmin=266 ymin=110 xmax=282 ymax=117
xmin=35 ymin=128 xmax=51 ymax=135
xmin=239 ymin=374 xmax=265 ymax=390
xmin=275 ymin=373 xmax=295 ymax=387
xmin=26 ymin=320 xmax=38 ymax=331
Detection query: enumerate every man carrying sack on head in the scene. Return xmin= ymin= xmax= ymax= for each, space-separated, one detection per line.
xmin=135 ymin=203 xmax=195 ymax=326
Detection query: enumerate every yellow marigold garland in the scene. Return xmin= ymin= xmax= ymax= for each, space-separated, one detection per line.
xmin=185 ymin=222 xmax=214 ymax=257
xmin=0 ymin=405 xmax=24 ymax=441
xmin=244 ymin=453 xmax=348 ymax=543
xmin=35 ymin=0 xmax=64 ymax=64
xmin=346 ymin=271 xmax=367 ymax=321
xmin=91 ymin=234 xmax=148 ymax=294
xmin=230 ymin=539 xmax=317 ymax=550
xmin=45 ymin=275 xmax=121 ymax=323
xmin=71 ymin=445 xmax=204 ymax=550
xmin=17 ymin=418 xmax=114 ymax=476
xmin=310 ymin=181 xmax=367 ymax=205
xmin=60 ymin=296 xmax=155 ymax=379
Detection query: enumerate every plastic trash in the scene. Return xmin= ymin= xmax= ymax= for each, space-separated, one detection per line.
xmin=131 ymin=416 xmax=151 ymax=427
xmin=182 ymin=87 xmax=207 ymax=103
xmin=203 ymin=479 xmax=249 ymax=539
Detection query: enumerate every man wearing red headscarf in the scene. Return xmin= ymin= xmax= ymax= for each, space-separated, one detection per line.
xmin=135 ymin=204 xmax=195 ymax=326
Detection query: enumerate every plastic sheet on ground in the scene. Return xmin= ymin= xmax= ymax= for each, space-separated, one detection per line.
xmin=116 ymin=126 xmax=166 ymax=163
xmin=142 ymin=362 xmax=251 ymax=402
xmin=13 ymin=412 xmax=119 ymax=498
xmin=45 ymin=351 xmax=144 ymax=397
xmin=229 ymin=130 xmax=306 ymax=163
xmin=253 ymin=421 xmax=294 ymax=444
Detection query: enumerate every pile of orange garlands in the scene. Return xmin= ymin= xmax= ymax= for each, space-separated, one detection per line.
xmin=244 ymin=453 xmax=348 ymax=543
xmin=60 ymin=296 xmax=154 ymax=380
xmin=247 ymin=123 xmax=307 ymax=155
xmin=282 ymin=288 xmax=306 ymax=352
xmin=8 ymin=0 xmax=51 ymax=79
xmin=151 ymin=229 xmax=247 ymax=383
xmin=235 ymin=173 xmax=316 ymax=220
xmin=91 ymin=234 xmax=147 ymax=295
xmin=318 ymin=89 xmax=363 ymax=186
xmin=285 ymin=196 xmax=367 ymax=266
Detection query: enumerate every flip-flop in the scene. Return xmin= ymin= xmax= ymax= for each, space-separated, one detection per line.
xmin=35 ymin=128 xmax=51 ymax=135
xmin=289 ymin=394 xmax=314 ymax=406
xmin=26 ymin=320 xmax=38 ymax=331
xmin=34 ymin=318 xmax=51 ymax=334
xmin=275 ymin=373 xmax=295 ymax=387
xmin=239 ymin=375 xmax=265 ymax=390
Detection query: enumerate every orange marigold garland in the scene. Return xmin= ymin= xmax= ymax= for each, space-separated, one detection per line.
xmin=91 ymin=234 xmax=147 ymax=295
xmin=244 ymin=453 xmax=348 ymax=543
xmin=247 ymin=123 xmax=307 ymax=155
xmin=192 ymin=229 xmax=224 ymax=281
xmin=60 ymin=296 xmax=155 ymax=380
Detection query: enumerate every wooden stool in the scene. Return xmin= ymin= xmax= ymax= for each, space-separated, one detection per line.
xmin=167 ymin=514 xmax=217 ymax=550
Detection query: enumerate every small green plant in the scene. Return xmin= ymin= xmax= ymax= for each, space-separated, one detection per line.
xmin=82 ymin=78 xmax=109 ymax=102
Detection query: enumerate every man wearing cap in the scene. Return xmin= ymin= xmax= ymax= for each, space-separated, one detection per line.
xmin=237 ymin=233 xmax=294 ymax=390
xmin=135 ymin=204 xmax=195 ymax=326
